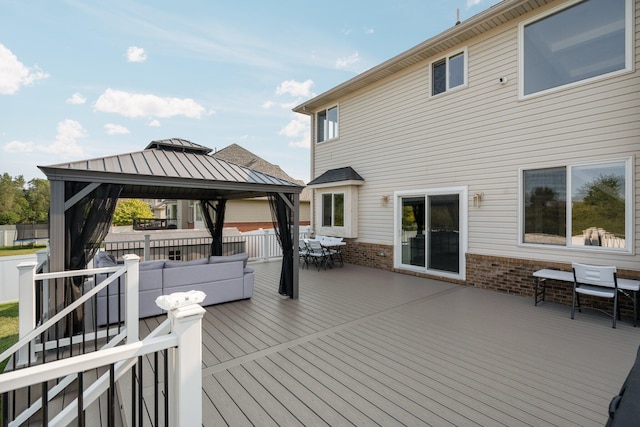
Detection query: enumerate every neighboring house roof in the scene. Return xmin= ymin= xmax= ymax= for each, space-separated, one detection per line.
xmin=213 ymin=143 xmax=311 ymax=202
xmin=307 ymin=167 xmax=364 ymax=187
xmin=293 ymin=0 xmax=552 ymax=113
xmin=38 ymin=138 xmax=303 ymax=200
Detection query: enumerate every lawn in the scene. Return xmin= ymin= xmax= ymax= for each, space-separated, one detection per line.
xmin=0 ymin=244 xmax=47 ymax=257
xmin=0 ymin=302 xmax=19 ymax=373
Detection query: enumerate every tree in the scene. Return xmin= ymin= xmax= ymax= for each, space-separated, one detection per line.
xmin=0 ymin=174 xmax=28 ymax=224
xmin=24 ymin=179 xmax=50 ymax=223
xmin=112 ymin=199 xmax=154 ymax=225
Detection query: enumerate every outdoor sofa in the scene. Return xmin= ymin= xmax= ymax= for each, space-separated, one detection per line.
xmin=94 ymin=251 xmax=254 ymax=324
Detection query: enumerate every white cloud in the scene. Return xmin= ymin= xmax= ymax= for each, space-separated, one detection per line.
xmin=466 ymin=0 xmax=482 ymax=6
xmin=126 ymin=46 xmax=147 ymax=62
xmin=0 ymin=43 xmax=49 ymax=95
xmin=94 ymin=88 xmax=205 ymax=119
xmin=38 ymin=119 xmax=86 ymax=156
xmin=336 ymin=51 xmax=360 ymax=70
xmin=279 ymin=115 xmax=310 ymax=149
xmin=66 ymin=92 xmax=86 ymax=104
xmin=4 ymin=140 xmax=34 ymax=153
xmin=104 ymin=123 xmax=130 ymax=135
xmin=262 ymin=100 xmax=275 ymax=109
xmin=148 ymin=119 xmax=161 ymax=127
xmin=275 ymin=79 xmax=314 ymax=97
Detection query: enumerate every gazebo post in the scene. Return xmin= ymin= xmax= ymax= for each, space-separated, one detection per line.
xmin=292 ymin=193 xmax=299 ymax=299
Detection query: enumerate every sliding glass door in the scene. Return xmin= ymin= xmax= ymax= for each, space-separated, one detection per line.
xmin=396 ymin=187 xmax=466 ymax=279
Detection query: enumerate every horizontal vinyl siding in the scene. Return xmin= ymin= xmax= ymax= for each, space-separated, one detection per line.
xmin=312 ymin=0 xmax=640 ymax=270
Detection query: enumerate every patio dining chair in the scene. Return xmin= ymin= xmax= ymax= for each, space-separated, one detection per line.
xmin=571 ymin=262 xmax=619 ymax=328
xmin=298 ymin=239 xmax=310 ymax=269
xmin=323 ymin=237 xmax=344 ymax=267
xmin=306 ymin=239 xmax=330 ymax=271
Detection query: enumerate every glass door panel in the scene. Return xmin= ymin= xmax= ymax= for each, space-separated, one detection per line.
xmin=428 ymin=194 xmax=460 ymax=273
xmin=401 ymin=196 xmax=425 ymax=267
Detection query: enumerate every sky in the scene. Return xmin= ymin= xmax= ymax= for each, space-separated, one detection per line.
xmin=0 ymin=0 xmax=501 ymax=183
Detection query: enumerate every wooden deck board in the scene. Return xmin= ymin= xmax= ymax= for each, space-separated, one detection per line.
xmin=138 ymin=261 xmax=640 ymax=426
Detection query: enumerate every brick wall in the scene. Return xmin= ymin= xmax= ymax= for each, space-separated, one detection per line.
xmin=341 ymin=243 xmax=639 ymax=319
xmin=466 ymin=253 xmax=640 ymax=318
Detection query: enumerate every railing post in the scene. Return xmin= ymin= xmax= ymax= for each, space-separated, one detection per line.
xmin=262 ymin=229 xmax=269 ymax=261
xmin=123 ymin=254 xmax=140 ymax=343
xmin=144 ymin=234 xmax=151 ymax=261
xmin=17 ymin=261 xmax=37 ymax=365
xmin=167 ymin=303 xmax=205 ymax=426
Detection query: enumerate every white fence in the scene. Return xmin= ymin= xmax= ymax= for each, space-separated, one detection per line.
xmin=0 ymin=254 xmax=37 ymax=303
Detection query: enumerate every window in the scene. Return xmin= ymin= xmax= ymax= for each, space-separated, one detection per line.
xmin=521 ymin=0 xmax=630 ymax=97
xmin=522 ymin=159 xmax=630 ymax=250
xmin=317 ymin=106 xmax=338 ymax=142
xmin=322 ymin=193 xmax=344 ymax=227
xmin=431 ymin=51 xmax=466 ymax=96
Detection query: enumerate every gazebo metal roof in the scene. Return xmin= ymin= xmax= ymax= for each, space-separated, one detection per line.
xmin=39 ymin=138 xmax=303 ymax=298
xmin=38 ymin=138 xmax=303 ymax=200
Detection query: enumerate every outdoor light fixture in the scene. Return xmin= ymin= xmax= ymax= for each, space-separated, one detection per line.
xmin=473 ymin=192 xmax=484 ymax=207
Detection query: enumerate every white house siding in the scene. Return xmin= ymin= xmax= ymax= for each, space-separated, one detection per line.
xmin=312 ymin=0 xmax=640 ymax=272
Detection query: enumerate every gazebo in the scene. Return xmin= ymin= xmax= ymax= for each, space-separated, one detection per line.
xmin=38 ymin=138 xmax=304 ymax=309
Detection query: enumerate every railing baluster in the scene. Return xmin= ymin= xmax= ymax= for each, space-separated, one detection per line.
xmin=108 ymin=364 xmax=114 ymax=427
xmin=138 ymin=356 xmax=143 ymax=427
xmin=164 ymin=349 xmax=168 ymax=427
xmin=2 ymin=391 xmax=8 ymax=427
xmin=77 ymin=371 xmax=84 ymax=427
xmin=131 ymin=363 xmax=137 ymax=427
xmin=154 ymin=351 xmax=159 ymax=426
xmin=41 ymin=381 xmax=48 ymax=425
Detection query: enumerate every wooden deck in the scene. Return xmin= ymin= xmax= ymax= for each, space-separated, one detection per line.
xmin=142 ymin=261 xmax=640 ymax=426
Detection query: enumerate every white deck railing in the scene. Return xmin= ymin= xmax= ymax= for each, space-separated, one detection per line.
xmin=0 ymin=254 xmax=205 ymax=426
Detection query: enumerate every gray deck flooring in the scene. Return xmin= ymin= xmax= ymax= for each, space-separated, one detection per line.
xmin=142 ymin=261 xmax=640 ymax=426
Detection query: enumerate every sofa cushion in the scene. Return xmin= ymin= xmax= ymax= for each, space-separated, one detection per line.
xmin=209 ymin=252 xmax=248 ymax=267
xmin=164 ymin=258 xmax=208 ymax=268
xmin=94 ymin=251 xmax=117 ymax=267
xmin=140 ymin=260 xmax=166 ymax=271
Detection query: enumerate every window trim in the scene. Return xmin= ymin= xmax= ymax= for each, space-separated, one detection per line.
xmin=518 ymin=157 xmax=633 ymax=253
xmin=429 ymin=48 xmax=468 ymax=97
xmin=518 ymin=0 xmax=634 ymax=100
xmin=316 ymin=105 xmax=339 ymax=143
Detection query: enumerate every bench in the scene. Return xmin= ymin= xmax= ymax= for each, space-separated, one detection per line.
xmin=533 ymin=268 xmax=640 ymax=326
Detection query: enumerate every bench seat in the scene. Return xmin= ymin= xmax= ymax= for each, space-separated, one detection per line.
xmin=533 ymin=268 xmax=640 ymax=326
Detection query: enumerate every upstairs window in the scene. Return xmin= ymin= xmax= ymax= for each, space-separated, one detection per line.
xmin=322 ymin=193 xmax=344 ymax=227
xmin=521 ymin=159 xmax=631 ymax=251
xmin=521 ymin=0 xmax=630 ymax=97
xmin=431 ymin=51 xmax=466 ymax=96
xmin=317 ymin=106 xmax=338 ymax=143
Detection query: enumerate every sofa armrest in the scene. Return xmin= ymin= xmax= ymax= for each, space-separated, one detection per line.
xmin=243 ymin=267 xmax=254 ymax=299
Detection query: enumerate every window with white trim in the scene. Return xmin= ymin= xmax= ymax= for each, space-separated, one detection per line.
xmin=317 ymin=106 xmax=338 ymax=143
xmin=322 ymin=193 xmax=344 ymax=227
xmin=521 ymin=0 xmax=631 ymax=97
xmin=431 ymin=50 xmax=466 ymax=96
xmin=522 ymin=159 xmax=631 ymax=251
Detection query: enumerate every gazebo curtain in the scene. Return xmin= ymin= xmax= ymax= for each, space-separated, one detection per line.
xmin=268 ymin=193 xmax=294 ymax=297
xmin=65 ymin=182 xmax=122 ymax=329
xmin=200 ymin=199 xmax=227 ymax=256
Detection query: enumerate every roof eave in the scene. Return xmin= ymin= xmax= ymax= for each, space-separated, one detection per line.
xmin=293 ymin=0 xmax=550 ymax=114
